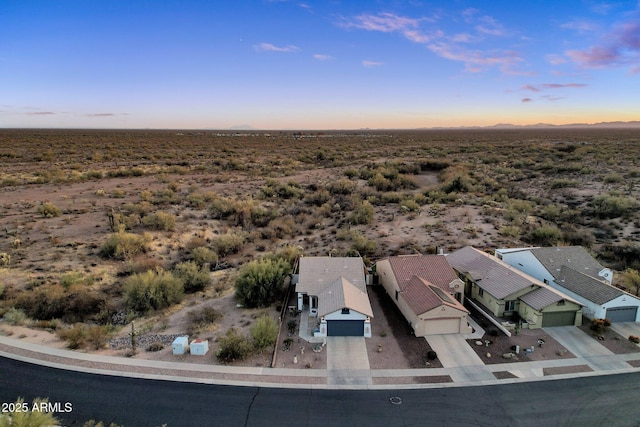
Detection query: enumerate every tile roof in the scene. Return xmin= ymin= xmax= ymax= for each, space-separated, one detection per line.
xmin=384 ymin=254 xmax=461 ymax=293
xmin=518 ymin=287 xmax=566 ymax=311
xmin=446 ymin=246 xmax=537 ymax=300
xmin=530 ymin=246 xmax=605 ymax=281
xmin=556 ymin=265 xmax=623 ymax=305
xmin=401 ymin=276 xmax=468 ymax=316
xmin=296 ymin=256 xmax=366 ymax=295
xmin=317 ymin=277 xmax=374 ymax=318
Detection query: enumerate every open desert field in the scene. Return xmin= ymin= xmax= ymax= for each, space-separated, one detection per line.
xmin=1 ymin=128 xmax=639 ymax=365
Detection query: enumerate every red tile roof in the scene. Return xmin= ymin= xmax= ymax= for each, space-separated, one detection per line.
xmin=385 ymin=254 xmax=460 ymax=293
xmin=402 ymin=276 xmax=468 ymax=316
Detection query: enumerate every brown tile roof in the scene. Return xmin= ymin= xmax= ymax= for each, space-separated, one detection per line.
xmin=297 ymin=256 xmax=366 ymax=295
xmin=317 ymin=277 xmax=374 ymax=318
xmin=401 ymin=276 xmax=468 ymax=316
xmin=385 ymin=254 xmax=460 ymax=293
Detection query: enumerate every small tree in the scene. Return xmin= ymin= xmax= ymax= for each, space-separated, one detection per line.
xmin=250 ymin=315 xmax=278 ymax=350
xmin=124 ymin=268 xmax=184 ymax=313
xmin=234 ymin=258 xmax=290 ymax=308
xmin=173 ymin=261 xmax=211 ymax=293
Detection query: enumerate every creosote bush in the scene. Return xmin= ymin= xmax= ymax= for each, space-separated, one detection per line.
xmin=37 ymin=201 xmax=62 ymax=217
xmin=124 ymin=268 xmax=184 ymax=314
xmin=141 ymin=211 xmax=176 ymax=231
xmin=234 ymin=257 xmax=290 ymax=308
xmin=173 ymin=261 xmax=211 ymax=293
xmin=250 ymin=315 xmax=278 ymax=350
xmin=216 ymin=328 xmax=253 ymax=363
xmin=100 ymin=229 xmax=149 ymax=260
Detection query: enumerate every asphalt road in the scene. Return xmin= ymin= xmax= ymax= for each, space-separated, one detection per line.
xmin=1 ymin=357 xmax=639 ymax=426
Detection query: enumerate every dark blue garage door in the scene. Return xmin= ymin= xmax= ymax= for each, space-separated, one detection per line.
xmin=327 ymin=320 xmax=364 ymax=336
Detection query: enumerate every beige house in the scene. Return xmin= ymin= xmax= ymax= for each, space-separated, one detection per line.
xmin=376 ymin=255 xmax=472 ymax=336
xmin=447 ymin=247 xmax=582 ymax=328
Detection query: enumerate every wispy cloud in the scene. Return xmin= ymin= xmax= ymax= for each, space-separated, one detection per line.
xmin=522 ymin=83 xmax=587 ymax=92
xmin=546 ymin=54 xmax=568 ymax=65
xmin=26 ymin=111 xmax=55 ymax=115
xmin=565 ymin=9 xmax=640 ymax=69
xmin=313 ymin=54 xmax=333 ymax=61
xmin=86 ymin=113 xmax=116 ymax=117
xmin=362 ymin=60 xmax=384 ymax=68
xmin=340 ymin=10 xmax=526 ymax=75
xmin=561 ymin=19 xmax=599 ymax=34
xmin=254 ymin=42 xmax=300 ymax=53
xmin=521 ymin=97 xmax=533 ymax=102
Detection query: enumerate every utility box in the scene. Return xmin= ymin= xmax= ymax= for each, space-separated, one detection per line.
xmin=190 ymin=339 xmax=209 ymax=356
xmin=172 ymin=336 xmax=189 ymax=355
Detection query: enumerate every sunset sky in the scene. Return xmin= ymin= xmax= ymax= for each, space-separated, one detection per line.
xmin=2 ymin=1 xmax=639 ymax=129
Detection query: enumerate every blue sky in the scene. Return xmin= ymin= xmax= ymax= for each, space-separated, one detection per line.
xmin=1 ymin=0 xmax=639 ymax=129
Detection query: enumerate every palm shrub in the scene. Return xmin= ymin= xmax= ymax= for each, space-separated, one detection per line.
xmin=124 ymin=268 xmax=184 ymax=313
xmin=234 ymin=258 xmax=290 ymax=308
xmin=250 ymin=315 xmax=278 ymax=350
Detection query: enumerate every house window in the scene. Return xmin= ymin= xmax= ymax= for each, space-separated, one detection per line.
xmin=341 ymin=308 xmax=350 ymax=314
xmin=478 ymin=288 xmax=484 ymax=297
xmin=395 ymin=290 xmax=399 ymax=301
xmin=505 ymin=300 xmax=516 ymax=311
xmin=544 ymin=279 xmax=549 ymax=284
xmin=558 ymin=299 xmax=565 ymax=306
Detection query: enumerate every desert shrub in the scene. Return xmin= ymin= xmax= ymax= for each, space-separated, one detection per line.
xmin=250 ymin=315 xmax=278 ymax=350
xmin=621 ymin=268 xmax=640 ymax=296
xmin=348 ymin=230 xmax=377 ymax=257
xmin=208 ymin=196 xmax=235 ymax=219
xmin=304 ymin=188 xmax=331 ymax=206
xmin=442 ymin=175 xmax=474 ymax=193
xmin=590 ymin=318 xmax=611 ymax=335
xmin=124 ymin=268 xmax=184 ymax=313
xmin=187 ymin=306 xmax=221 ymax=334
xmin=146 ymin=341 xmax=165 ymax=352
xmin=141 ymin=211 xmax=176 ymax=231
xmin=100 ymin=229 xmax=149 ymax=260
xmin=3 ymin=307 xmax=27 ymax=325
xmin=216 ymin=328 xmax=253 ymax=363
xmin=0 ymin=252 xmax=10 ymax=266
xmin=211 ymin=232 xmax=246 ymax=257
xmin=59 ymin=271 xmax=83 ymax=288
xmin=85 ymin=324 xmax=113 ymax=350
xmin=629 ymin=335 xmax=640 ymax=344
xmin=15 ymin=284 xmax=105 ymax=323
xmin=57 ymin=323 xmax=88 ymax=349
xmin=235 ymin=258 xmax=290 ymax=308
xmin=191 ymin=246 xmax=218 ymax=267
xmin=37 ymin=201 xmax=61 ymax=217
xmin=427 ymin=350 xmax=438 ymax=360
xmin=173 ymin=261 xmax=211 ymax=293
xmin=349 ymin=200 xmax=374 ymax=225
xmin=528 ymin=225 xmax=563 ymax=246
xmin=550 ymin=179 xmax=579 ymax=189
xmin=0 ymin=398 xmax=61 ymax=426
xmin=287 ymin=319 xmax=297 ymax=334
xmin=603 ymin=174 xmax=624 ymax=184
xmin=327 ymin=178 xmax=356 ymax=195
xmin=399 ymin=199 xmax=420 ymax=213
xmin=499 ymin=225 xmax=521 ymax=238
xmin=591 ymin=195 xmax=638 ymax=218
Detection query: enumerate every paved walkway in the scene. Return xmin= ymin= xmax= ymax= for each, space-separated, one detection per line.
xmin=3 ymin=327 xmax=640 ymax=390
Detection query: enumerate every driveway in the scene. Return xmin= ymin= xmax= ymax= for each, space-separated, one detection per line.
xmin=611 ymin=322 xmax=640 ymax=346
xmin=326 ymin=336 xmax=371 ymax=386
xmin=544 ymin=326 xmax=612 ymax=357
xmin=426 ymin=334 xmax=484 ymax=368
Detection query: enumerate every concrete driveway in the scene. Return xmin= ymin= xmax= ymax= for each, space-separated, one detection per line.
xmin=426 ymin=334 xmax=484 ymax=368
xmin=611 ymin=322 xmax=640 ymax=346
xmin=326 ymin=336 xmax=371 ymax=386
xmin=544 ymin=326 xmax=612 ymax=357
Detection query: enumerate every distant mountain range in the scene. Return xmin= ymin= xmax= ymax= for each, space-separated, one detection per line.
xmin=431 ymin=121 xmax=640 ymax=130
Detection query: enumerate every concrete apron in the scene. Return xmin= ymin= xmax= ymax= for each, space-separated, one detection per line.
xmin=326 ymin=337 xmax=372 ymax=386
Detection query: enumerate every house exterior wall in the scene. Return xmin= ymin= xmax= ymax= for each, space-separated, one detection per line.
xmin=469 ymin=279 xmax=535 ymax=318
xmin=376 ymin=259 xmax=400 ymax=297
xmin=324 ymin=310 xmax=368 ymax=321
xmin=497 ymin=250 xmax=556 ymax=285
xmin=518 ymin=300 xmax=581 ymax=328
xmin=602 ymin=295 xmax=640 ymax=321
xmin=518 ymin=302 xmax=544 ymax=329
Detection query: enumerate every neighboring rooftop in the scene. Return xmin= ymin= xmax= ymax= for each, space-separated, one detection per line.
xmin=519 ymin=287 xmax=567 ymax=311
xmin=556 ymin=265 xmax=623 ymax=305
xmin=384 ymin=254 xmax=461 ymax=293
xmin=401 ymin=275 xmax=468 ymax=316
xmin=297 ymin=256 xmax=366 ymax=295
xmin=529 ymin=246 xmax=605 ymax=280
xmin=446 ymin=247 xmax=537 ymax=300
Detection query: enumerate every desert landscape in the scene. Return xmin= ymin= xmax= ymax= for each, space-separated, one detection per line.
xmin=1 ymin=128 xmax=639 ymax=368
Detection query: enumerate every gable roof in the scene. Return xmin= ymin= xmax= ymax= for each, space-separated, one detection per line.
xmin=556 ymin=265 xmax=623 ymax=305
xmin=317 ymin=277 xmax=373 ymax=318
xmin=401 ymin=275 xmax=468 ymax=316
xmin=297 ymin=256 xmax=366 ymax=295
xmin=384 ymin=254 xmax=461 ymax=293
xmin=529 ymin=246 xmax=605 ymax=281
xmin=519 ymin=287 xmax=568 ymax=311
xmin=446 ymin=246 xmax=538 ymax=300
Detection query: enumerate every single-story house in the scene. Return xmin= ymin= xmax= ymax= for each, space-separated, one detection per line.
xmin=496 ymin=246 xmax=640 ymax=322
xmin=295 ymin=256 xmax=373 ymax=337
xmin=376 ymin=255 xmax=472 ymax=336
xmin=447 ymin=246 xmax=582 ymax=328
